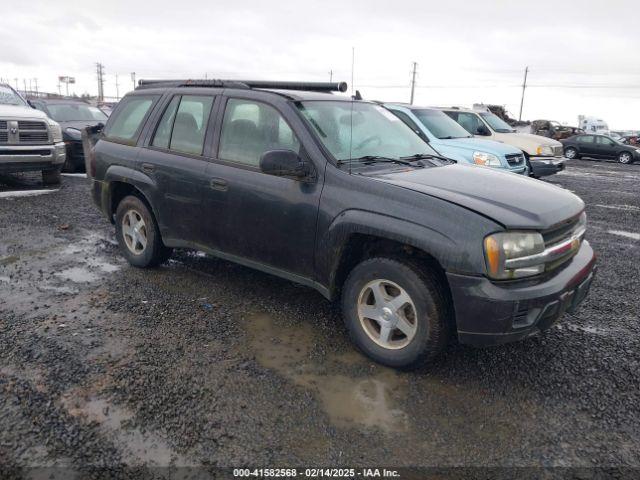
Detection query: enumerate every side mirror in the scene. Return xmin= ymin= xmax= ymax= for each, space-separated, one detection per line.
xmin=476 ymin=125 xmax=491 ymax=136
xmin=260 ymin=149 xmax=310 ymax=179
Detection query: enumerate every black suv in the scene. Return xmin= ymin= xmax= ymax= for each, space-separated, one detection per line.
xmin=89 ymin=79 xmax=596 ymax=368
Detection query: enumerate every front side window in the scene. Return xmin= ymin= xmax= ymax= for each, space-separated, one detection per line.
xmin=412 ymin=109 xmax=473 ymax=139
xmin=218 ymin=99 xmax=300 ymax=166
xmin=297 ymin=101 xmax=436 ymax=162
xmin=105 ymin=95 xmax=158 ymax=143
xmin=478 ymin=113 xmax=515 ymax=133
xmin=447 ymin=112 xmax=486 ymax=135
xmin=596 ymin=136 xmax=615 ymax=146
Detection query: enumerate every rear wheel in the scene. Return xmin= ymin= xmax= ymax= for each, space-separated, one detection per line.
xmin=564 ymin=147 xmax=579 ymax=159
xmin=42 ymin=167 xmax=62 ymax=185
xmin=115 ymin=195 xmax=172 ymax=267
xmin=618 ymin=151 xmax=633 ymax=164
xmin=341 ymin=257 xmax=449 ymax=368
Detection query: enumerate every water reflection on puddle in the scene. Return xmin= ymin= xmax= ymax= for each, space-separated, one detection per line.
xmin=246 ymin=314 xmax=409 ymax=433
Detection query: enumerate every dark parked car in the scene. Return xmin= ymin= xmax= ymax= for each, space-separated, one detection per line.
xmin=31 ymin=98 xmax=107 ymax=172
xmin=561 ymin=134 xmax=640 ymax=164
xmin=88 ymin=79 xmax=596 ymax=368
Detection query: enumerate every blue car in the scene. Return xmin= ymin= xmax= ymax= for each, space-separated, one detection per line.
xmin=384 ymin=104 xmax=528 ymax=174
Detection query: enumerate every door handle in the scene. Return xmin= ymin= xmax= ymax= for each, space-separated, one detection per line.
xmin=209 ymin=177 xmax=228 ymax=191
xmin=141 ymin=163 xmax=155 ymax=173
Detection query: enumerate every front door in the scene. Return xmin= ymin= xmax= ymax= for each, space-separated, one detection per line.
xmin=137 ymin=94 xmax=216 ymax=243
xmin=202 ymin=97 xmax=323 ymax=279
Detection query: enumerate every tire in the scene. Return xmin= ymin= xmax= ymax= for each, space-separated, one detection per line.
xmin=115 ymin=195 xmax=172 ymax=268
xmin=42 ymin=167 xmax=62 ymax=185
xmin=341 ymin=257 xmax=450 ymax=368
xmin=564 ymin=147 xmax=579 ymax=160
xmin=618 ymin=151 xmax=634 ymax=164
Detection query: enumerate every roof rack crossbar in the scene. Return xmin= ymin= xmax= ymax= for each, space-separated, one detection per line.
xmin=137 ymin=79 xmax=348 ymax=93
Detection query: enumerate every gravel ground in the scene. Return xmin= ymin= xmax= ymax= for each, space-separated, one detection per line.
xmin=0 ymin=160 xmax=639 ymax=477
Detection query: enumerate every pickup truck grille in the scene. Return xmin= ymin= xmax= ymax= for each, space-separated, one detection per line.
xmin=0 ymin=119 xmax=49 ymax=144
xmin=505 ymin=153 xmax=525 ymax=166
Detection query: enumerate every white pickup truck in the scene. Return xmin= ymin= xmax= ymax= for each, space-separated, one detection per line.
xmin=0 ymin=84 xmax=66 ymax=184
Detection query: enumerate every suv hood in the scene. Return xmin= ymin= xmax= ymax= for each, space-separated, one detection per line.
xmin=438 ymin=137 xmax=522 ymax=156
xmin=373 ymin=164 xmax=583 ymax=229
xmin=0 ymin=104 xmax=49 ymax=120
xmin=493 ymin=131 xmax=562 ymax=154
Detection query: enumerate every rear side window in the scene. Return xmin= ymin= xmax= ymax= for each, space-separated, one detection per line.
xmin=577 ymin=135 xmax=594 ymax=144
xmin=152 ymin=95 xmax=214 ymax=155
xmin=104 ymin=95 xmax=158 ymax=144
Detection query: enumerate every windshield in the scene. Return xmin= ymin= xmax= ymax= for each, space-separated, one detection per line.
xmin=0 ymin=85 xmax=27 ymax=106
xmin=297 ymin=101 xmax=437 ymax=162
xmin=46 ymin=103 xmax=108 ymax=122
xmin=412 ymin=109 xmax=472 ymax=139
xmin=479 ymin=112 xmax=515 ymax=133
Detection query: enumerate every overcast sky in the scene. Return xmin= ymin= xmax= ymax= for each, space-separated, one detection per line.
xmin=2 ymin=0 xmax=639 ymax=129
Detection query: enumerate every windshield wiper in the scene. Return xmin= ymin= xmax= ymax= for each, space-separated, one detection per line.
xmin=400 ymin=153 xmax=456 ymax=164
xmin=347 ymin=155 xmax=415 ymax=166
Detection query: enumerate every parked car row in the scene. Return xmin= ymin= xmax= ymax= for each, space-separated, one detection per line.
xmin=85 ymin=79 xmax=596 ymax=368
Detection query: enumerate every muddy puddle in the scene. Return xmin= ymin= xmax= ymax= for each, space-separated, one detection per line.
xmin=245 ymin=314 xmax=409 ymax=433
xmin=62 ymin=395 xmax=194 ymax=467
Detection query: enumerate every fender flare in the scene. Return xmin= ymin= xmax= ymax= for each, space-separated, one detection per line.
xmin=317 ymin=209 xmax=459 ymax=292
xmin=103 ymin=165 xmax=157 ymax=219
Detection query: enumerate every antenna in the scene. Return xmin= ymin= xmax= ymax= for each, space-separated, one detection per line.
xmin=348 ymin=46 xmax=355 ymax=175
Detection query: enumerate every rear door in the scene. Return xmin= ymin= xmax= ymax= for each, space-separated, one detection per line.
xmin=137 ymin=94 xmax=217 ymax=244
xmin=201 ymin=96 xmax=323 ymax=279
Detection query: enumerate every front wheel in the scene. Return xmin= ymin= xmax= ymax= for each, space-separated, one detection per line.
xmin=115 ymin=195 xmax=172 ymax=267
xmin=618 ymin=151 xmax=634 ymax=164
xmin=341 ymin=257 xmax=450 ymax=368
xmin=564 ymin=147 xmax=579 ymax=160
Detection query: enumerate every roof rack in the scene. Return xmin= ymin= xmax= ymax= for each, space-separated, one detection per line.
xmin=137 ymin=79 xmax=348 ymax=93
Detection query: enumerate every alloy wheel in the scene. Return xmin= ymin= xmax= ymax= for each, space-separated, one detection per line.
xmin=619 ymin=152 xmax=632 ymax=164
xmin=357 ymin=279 xmax=418 ymax=350
xmin=122 ymin=209 xmax=148 ymax=254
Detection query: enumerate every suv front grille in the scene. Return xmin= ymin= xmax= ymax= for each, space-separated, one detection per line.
xmin=541 ymin=216 xmax=583 ymax=271
xmin=542 ymin=216 xmax=579 ymax=246
xmin=505 ymin=153 xmax=525 ymax=166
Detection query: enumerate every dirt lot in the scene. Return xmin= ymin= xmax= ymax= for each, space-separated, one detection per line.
xmin=1 ymin=160 xmax=639 ymax=477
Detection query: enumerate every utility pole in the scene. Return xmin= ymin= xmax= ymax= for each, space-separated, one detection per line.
xmin=14 ymin=78 xmax=18 ymax=90
xmin=329 ymin=69 xmax=333 ymax=82
xmin=115 ymin=73 xmax=120 ymax=100
xmin=131 ymin=72 xmax=136 ymax=90
xmin=410 ymin=62 xmax=418 ymax=105
xmin=519 ymin=66 xmax=529 ymax=121
xmin=96 ymin=62 xmax=105 ymax=102
xmin=23 ymin=79 xmax=27 ymax=95
xmin=33 ymin=78 xmax=38 ymax=96
xmin=57 ymin=77 xmax=62 ymax=95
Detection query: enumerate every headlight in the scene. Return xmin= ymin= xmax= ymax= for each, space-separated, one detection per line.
xmin=635 ymin=149 xmax=640 ymax=154
xmin=47 ymin=119 xmax=63 ymax=143
xmin=484 ymin=231 xmax=545 ymax=279
xmin=536 ymin=145 xmax=554 ymax=156
xmin=473 ymin=151 xmax=502 ymax=167
xmin=65 ymin=127 xmax=82 ymax=140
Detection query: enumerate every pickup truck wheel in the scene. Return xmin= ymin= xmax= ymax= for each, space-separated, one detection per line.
xmin=42 ymin=168 xmax=62 ymax=185
xmin=115 ymin=195 xmax=172 ymax=267
xmin=564 ymin=147 xmax=579 ymax=159
xmin=341 ymin=257 xmax=448 ymax=368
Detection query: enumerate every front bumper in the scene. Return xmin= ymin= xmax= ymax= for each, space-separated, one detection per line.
xmin=448 ymin=240 xmax=596 ymax=346
xmin=529 ymin=156 xmax=566 ymax=177
xmin=64 ymin=140 xmax=85 ymax=170
xmin=0 ymin=142 xmax=66 ymax=173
